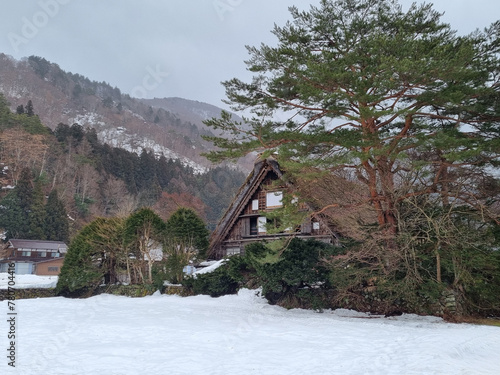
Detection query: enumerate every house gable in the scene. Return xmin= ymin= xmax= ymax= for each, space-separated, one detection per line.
xmin=208 ymin=156 xmax=338 ymax=258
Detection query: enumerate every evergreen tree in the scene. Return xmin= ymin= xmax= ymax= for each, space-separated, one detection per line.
xmin=124 ymin=208 xmax=166 ymax=283
xmin=28 ymin=179 xmax=46 ymax=240
xmin=137 ymin=149 xmax=157 ymax=191
xmin=44 ymin=190 xmax=69 ymax=243
xmin=166 ymin=208 xmax=209 ymax=259
xmin=16 ymin=105 xmax=24 ymax=115
xmin=15 ymin=167 xmax=34 ymax=237
xmin=0 ymin=94 xmax=15 ymax=130
xmin=25 ymin=100 xmax=34 ymax=117
xmin=0 ymin=192 xmax=24 ymax=240
xmin=55 ymin=217 xmax=125 ymax=296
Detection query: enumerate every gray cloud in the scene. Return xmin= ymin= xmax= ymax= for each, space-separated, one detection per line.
xmin=0 ymin=0 xmax=497 ymax=109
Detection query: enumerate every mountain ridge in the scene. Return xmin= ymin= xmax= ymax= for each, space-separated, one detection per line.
xmin=0 ymin=54 xmax=252 ymax=173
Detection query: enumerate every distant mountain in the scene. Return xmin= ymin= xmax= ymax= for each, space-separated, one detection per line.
xmin=141 ymin=97 xmax=232 ymax=130
xmin=0 ymin=54 xmax=252 ymax=173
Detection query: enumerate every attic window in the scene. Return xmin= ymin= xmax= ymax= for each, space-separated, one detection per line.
xmin=252 ymin=199 xmax=259 ymax=211
xmin=313 ymin=222 xmax=320 ymax=230
xmin=266 ymin=191 xmax=283 ymax=208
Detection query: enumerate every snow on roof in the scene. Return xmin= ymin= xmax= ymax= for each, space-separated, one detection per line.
xmin=193 ymin=259 xmax=227 ymax=277
xmin=9 ymin=239 xmax=68 ymax=251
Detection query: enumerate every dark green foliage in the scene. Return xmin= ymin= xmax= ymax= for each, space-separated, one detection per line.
xmin=166 ymin=208 xmax=209 ymax=258
xmin=188 ymin=270 xmax=239 ymax=297
xmin=184 ymin=239 xmax=334 ymax=305
xmin=124 ymin=208 xmax=166 ymax=244
xmin=55 ymin=234 xmax=102 ymax=297
xmin=25 ymin=100 xmax=34 ymax=117
xmin=184 ymin=257 xmax=249 ymax=297
xmin=0 ymin=192 xmax=24 ymax=240
xmin=44 ymin=190 xmax=69 ymax=242
xmin=28 ymin=56 xmax=51 ymax=79
xmin=28 ymin=179 xmax=46 ymax=240
xmin=124 ymin=208 xmax=166 ymax=283
xmin=8 ymin=167 xmax=34 ymax=238
xmin=0 ymin=94 xmax=14 ymax=129
xmin=55 ymin=217 xmax=125 ymax=296
xmin=249 ymin=239 xmax=335 ymax=307
xmin=0 ymin=94 xmax=48 ymax=134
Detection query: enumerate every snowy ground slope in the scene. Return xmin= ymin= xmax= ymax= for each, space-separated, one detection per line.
xmin=1 ymin=289 xmax=499 ymax=375
xmin=0 ymin=273 xmax=58 ymax=289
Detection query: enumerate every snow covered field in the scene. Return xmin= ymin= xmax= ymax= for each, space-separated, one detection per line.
xmin=1 ymin=287 xmax=499 ymax=375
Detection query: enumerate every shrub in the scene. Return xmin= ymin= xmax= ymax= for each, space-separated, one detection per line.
xmin=250 ymin=239 xmax=336 ymax=308
xmin=183 ymin=256 xmax=251 ymax=297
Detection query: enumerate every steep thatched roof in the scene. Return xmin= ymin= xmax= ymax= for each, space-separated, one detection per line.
xmin=208 ymin=156 xmax=283 ymax=255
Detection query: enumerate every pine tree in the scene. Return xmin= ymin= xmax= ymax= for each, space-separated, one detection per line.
xmin=25 ymin=100 xmax=34 ymax=117
xmin=28 ymin=179 xmax=46 ymax=240
xmin=44 ymin=190 xmax=69 ymax=243
xmin=15 ymin=167 xmax=34 ymax=238
xmin=0 ymin=192 xmax=24 ymax=240
xmin=204 ymin=0 xmax=500 ymax=236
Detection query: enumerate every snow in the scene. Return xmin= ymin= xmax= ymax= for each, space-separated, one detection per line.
xmin=0 ymin=274 xmax=58 ymax=289
xmin=193 ymin=259 xmax=227 ymax=276
xmin=68 ymin=111 xmax=207 ymax=174
xmin=1 ymin=288 xmax=499 ymax=375
xmin=98 ymin=127 xmax=208 ymax=174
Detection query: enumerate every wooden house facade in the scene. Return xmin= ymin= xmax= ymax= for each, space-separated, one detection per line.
xmin=209 ymin=156 xmax=339 ymax=258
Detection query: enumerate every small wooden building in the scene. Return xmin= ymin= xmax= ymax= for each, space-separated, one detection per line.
xmin=208 ymin=156 xmax=340 ymax=258
xmin=33 ymin=257 xmax=65 ymax=276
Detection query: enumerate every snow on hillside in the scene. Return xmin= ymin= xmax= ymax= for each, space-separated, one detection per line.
xmin=68 ymin=111 xmax=208 ymax=174
xmin=0 ymin=273 xmax=58 ymax=289
xmin=1 ymin=288 xmax=499 ymax=375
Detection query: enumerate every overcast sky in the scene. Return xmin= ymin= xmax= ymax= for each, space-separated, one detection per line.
xmin=0 ymin=0 xmax=498 ymax=110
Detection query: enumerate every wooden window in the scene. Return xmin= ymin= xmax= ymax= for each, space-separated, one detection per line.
xmin=226 ymin=247 xmax=241 ymax=256
xmin=266 ymin=191 xmax=283 ymax=208
xmin=258 ymin=216 xmax=267 ymax=233
xmin=251 ymin=199 xmax=259 ymax=211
